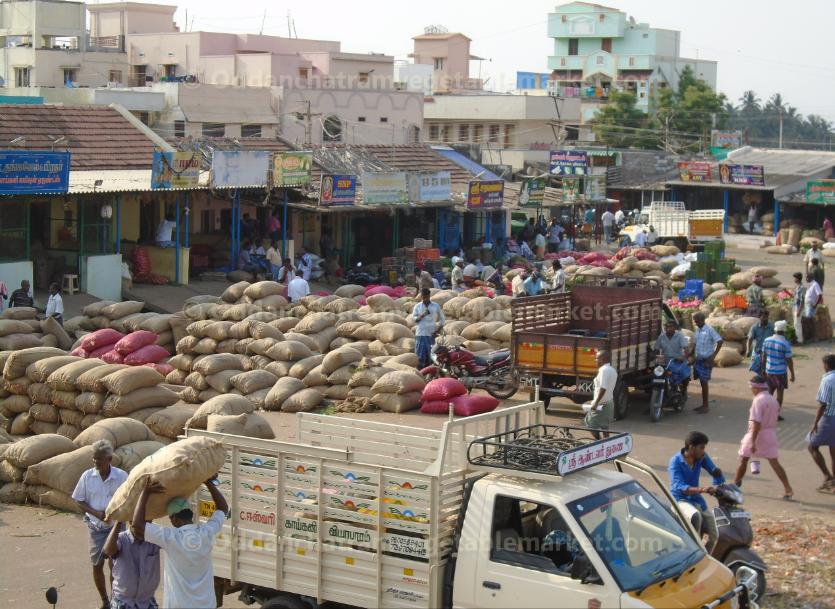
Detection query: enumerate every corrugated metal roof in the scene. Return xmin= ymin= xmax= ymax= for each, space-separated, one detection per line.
xmin=66 ymin=169 xmax=271 ymax=194
xmin=726 ymin=146 xmax=835 ymax=177
xmin=431 ymin=146 xmax=502 ymax=181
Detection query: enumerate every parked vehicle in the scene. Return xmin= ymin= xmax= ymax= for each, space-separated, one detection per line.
xmin=342 ymin=262 xmax=380 ymax=287
xmin=620 ymin=201 xmax=725 ymax=249
xmin=648 ymin=355 xmax=688 ymax=422
xmin=186 ymin=402 xmax=755 ymax=609
xmin=420 ymin=341 xmax=517 ymax=400
xmin=513 ymin=278 xmax=676 ymax=418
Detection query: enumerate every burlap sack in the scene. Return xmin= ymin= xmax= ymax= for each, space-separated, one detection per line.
xmin=102 ymin=386 xmax=179 ymax=417
xmin=222 ymin=281 xmax=250 ymax=303
xmin=186 ymin=320 xmax=215 ymax=338
xmin=29 ymin=420 xmax=59 ymax=435
xmin=308 ymin=328 xmax=338 ymax=354
xmin=1 ymin=306 xmax=38 ymax=320
xmin=325 ymin=385 xmax=350 ymax=400
xmin=74 ymin=417 xmax=156 ymax=448
xmin=460 ymin=323 xmax=486 ymax=341
xmin=230 ymin=370 xmax=277 ymax=394
xmin=268 ymin=340 xmax=314 ymax=362
xmin=114 ymin=440 xmax=165 ymax=472
xmin=0 ymin=461 xmax=24 ymax=482
xmin=176 ymin=335 xmax=199 ymax=354
xmin=190 ymin=338 xmax=217 ymax=355
xmin=222 ymin=303 xmax=262 ymax=322
xmin=371 ymin=371 xmax=426 ymax=395
xmin=56 ymin=423 xmax=81 ymax=440
xmin=281 ymin=388 xmax=323 ymax=413
xmin=0 ymin=482 xmax=28 ymax=504
xmin=245 ymin=338 xmax=277 ymax=358
xmin=26 ymin=356 xmax=83 ymax=383
xmin=319 ymin=347 xmax=362 ymax=375
xmin=30 ymin=402 xmax=59 ymax=423
xmin=192 ymin=354 xmax=246 ymax=377
xmin=0 ymin=320 xmax=34 ymax=336
xmin=27 ymin=485 xmax=81 ymax=512
xmin=287 ymin=355 xmax=325 ymax=380
xmin=370 ymin=391 xmax=422 ymax=413
xmin=294 ymin=312 xmax=338 ymax=335
xmin=5 ymin=375 xmax=33 ymax=396
xmin=5 ymin=433 xmax=77 ymax=468
xmin=51 ymin=390 xmax=79 ymax=410
xmin=76 ymin=392 xmax=106 ymax=414
xmin=100 ymin=301 xmax=144 ymax=320
xmin=373 ymin=322 xmax=411 ymax=344
xmin=443 ymin=321 xmax=468 ymax=336
xmin=59 ymin=409 xmax=85 ymax=428
xmin=0 ymin=334 xmax=43 ymax=350
xmin=2 ymin=395 xmax=31 ymax=414
xmin=348 ymin=365 xmax=392 ymax=389
xmin=46 ymin=360 xmax=105 ymax=392
xmin=348 ymin=386 xmax=373 ymax=399
xmin=715 ymin=348 xmax=743 ymax=368
xmin=80 ymin=413 xmax=103 ymax=429
xmin=205 ymin=370 xmax=239 ymax=394
xmin=186 ymin=395 xmax=255 ymax=430
xmin=165 ymin=369 xmax=188 ymax=385
xmin=24 ymin=445 xmax=95 ymax=494
xmin=145 ymin=403 xmax=198 ymax=439
xmin=302 ymin=365 xmax=328 ymax=387
xmin=264 ymin=377 xmax=306 ymax=411
xmin=101 ymin=367 xmax=164 ymax=396
xmin=105 ymin=436 xmax=225 ymax=522
xmin=139 ymin=314 xmax=173 ymax=335
xmin=243 ymin=281 xmax=284 ymax=300
xmin=385 ymin=339 xmax=415 ymax=356
xmin=9 ymin=412 xmax=31 ymax=435
xmin=184 ymin=371 xmax=209 ymax=391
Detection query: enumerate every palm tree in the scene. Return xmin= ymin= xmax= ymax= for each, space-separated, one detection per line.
xmin=739 ymin=90 xmax=760 ymax=113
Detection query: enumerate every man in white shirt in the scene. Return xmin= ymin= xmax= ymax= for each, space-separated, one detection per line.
xmin=614 ymin=208 xmax=625 ymax=226
xmin=534 ymin=231 xmax=547 ymax=260
xmin=72 ymin=440 xmax=129 ymax=609
xmin=748 ymin=205 xmax=758 ymax=233
xmin=511 ymin=270 xmax=528 ymax=297
xmin=155 ymin=213 xmax=177 ymax=248
xmin=287 ymin=274 xmax=310 ymax=303
xmin=45 ymin=281 xmax=64 ymax=325
xmin=133 ymin=475 xmax=229 ymax=609
xmin=462 ymin=260 xmax=480 ymax=288
xmin=550 ymin=259 xmax=566 ymax=293
xmin=585 ymin=350 xmax=618 ymax=439
xmin=412 ymin=288 xmax=446 ymax=368
xmin=646 ymin=225 xmax=658 ymax=245
xmin=803 ymin=272 xmax=823 ymax=342
xmin=451 ymin=259 xmax=466 ymax=291
xmin=601 ymin=210 xmax=615 ymax=243
xmin=266 ymin=240 xmax=281 ymax=280
xmin=297 ymin=247 xmax=314 ymax=281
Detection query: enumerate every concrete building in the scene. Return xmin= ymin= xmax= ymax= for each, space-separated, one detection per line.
xmin=547 ymin=1 xmax=717 ymax=122
xmin=399 ymin=26 xmax=484 ymax=95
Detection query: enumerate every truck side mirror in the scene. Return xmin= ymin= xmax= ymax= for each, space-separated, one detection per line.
xmin=570 ymin=553 xmax=602 ymax=585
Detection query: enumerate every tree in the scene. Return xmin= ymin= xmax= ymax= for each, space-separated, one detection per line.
xmin=591 ymin=91 xmax=659 ymax=148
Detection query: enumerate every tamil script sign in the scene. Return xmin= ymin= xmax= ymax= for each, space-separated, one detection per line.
xmin=320 ymin=174 xmax=356 ymax=206
xmin=585 ymin=175 xmax=607 ymax=201
xmin=211 ymin=150 xmax=271 ymax=188
xmin=151 ymin=151 xmax=200 ymax=189
xmin=408 ymin=171 xmax=452 ymax=202
xmin=557 ymin=433 xmax=633 ymax=476
xmin=361 ymin=172 xmax=409 ymax=205
xmin=550 ymin=150 xmax=588 ymax=176
xmin=677 ymin=161 xmax=712 ymax=182
xmin=719 ymin=164 xmax=765 ymax=186
xmin=711 ymin=130 xmax=743 ymax=150
xmin=0 ymin=150 xmax=70 ymax=194
xmin=273 ymin=151 xmax=313 ymax=187
xmin=806 ymin=180 xmax=835 ymax=205
xmin=519 ymin=177 xmax=546 ymax=207
xmin=467 ymin=180 xmax=504 ymax=209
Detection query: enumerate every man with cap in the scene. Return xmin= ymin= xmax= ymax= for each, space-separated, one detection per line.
xmin=132 ymin=476 xmax=229 ymax=609
xmin=72 ymin=440 xmax=129 ymax=609
xmin=762 ymin=320 xmax=795 ymax=417
xmin=451 ymin=258 xmax=466 ymax=292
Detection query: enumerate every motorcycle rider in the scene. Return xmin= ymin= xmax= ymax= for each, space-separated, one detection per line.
xmin=653 ymin=319 xmax=691 ymax=397
xmin=668 ymin=431 xmax=725 ymax=549
xmin=412 ymin=288 xmax=446 ymax=369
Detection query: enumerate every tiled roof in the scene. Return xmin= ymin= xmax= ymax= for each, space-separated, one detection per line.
xmin=0 ymin=104 xmax=156 ymax=170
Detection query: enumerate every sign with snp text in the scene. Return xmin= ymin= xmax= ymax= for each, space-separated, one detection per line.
xmin=320 ymin=174 xmax=356 ymax=206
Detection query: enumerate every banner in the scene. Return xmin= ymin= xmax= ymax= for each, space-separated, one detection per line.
xmin=677 ymin=161 xmax=712 ymax=182
xmin=519 ymin=177 xmax=546 ymax=207
xmin=273 ymin=151 xmax=313 ymax=187
xmin=408 ymin=171 xmax=452 ymax=202
xmin=211 ymin=150 xmax=271 ymax=188
xmin=0 ymin=151 xmax=70 ymax=194
xmin=806 ymin=179 xmax=835 ymax=205
xmin=585 ymin=175 xmax=607 ymax=201
xmin=562 ymin=176 xmax=580 ymax=203
xmin=467 ymin=180 xmax=504 ymax=209
xmin=719 ymin=164 xmax=765 ymax=186
xmin=361 ymin=172 xmax=408 ymax=205
xmin=151 ymin=151 xmax=200 ymax=189
xmin=710 ymin=130 xmax=743 ymax=150
xmin=320 ymin=174 xmax=356 ymax=206
xmin=549 ymin=150 xmax=588 ymax=176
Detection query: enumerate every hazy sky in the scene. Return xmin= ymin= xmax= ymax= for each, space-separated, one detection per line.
xmin=164 ymin=0 xmax=835 ymax=122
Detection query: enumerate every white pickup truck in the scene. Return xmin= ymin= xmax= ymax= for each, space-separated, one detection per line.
xmin=621 ymin=202 xmax=725 ymax=249
xmin=186 ymin=402 xmax=755 ymax=609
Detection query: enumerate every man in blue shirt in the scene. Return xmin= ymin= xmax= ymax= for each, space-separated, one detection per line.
xmin=412 ymin=288 xmax=445 ymax=368
xmin=523 ymin=270 xmax=544 ymax=296
xmin=746 ymin=310 xmax=773 ymax=375
xmin=762 ymin=320 xmax=794 ymax=416
xmin=809 ymin=354 xmax=835 ymax=493
xmin=691 ymin=312 xmax=723 ymax=414
xmin=668 ymin=431 xmax=725 ymax=549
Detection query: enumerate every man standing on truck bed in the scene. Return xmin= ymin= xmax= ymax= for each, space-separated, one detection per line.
xmin=585 ymin=350 xmax=618 ymax=439
xmin=691 ymin=312 xmax=723 ymax=414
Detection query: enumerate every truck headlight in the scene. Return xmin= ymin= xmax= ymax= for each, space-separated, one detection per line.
xmin=653 ymin=366 xmax=665 ymax=376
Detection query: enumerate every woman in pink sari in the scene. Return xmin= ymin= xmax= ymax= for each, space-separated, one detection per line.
xmin=824 ymin=217 xmax=833 ymax=241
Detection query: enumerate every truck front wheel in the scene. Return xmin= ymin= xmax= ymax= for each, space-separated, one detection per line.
xmin=613 ymin=380 xmax=629 ymax=420
xmin=261 ymin=594 xmax=311 ymax=609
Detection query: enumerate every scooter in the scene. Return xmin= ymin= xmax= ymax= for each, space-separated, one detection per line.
xmin=648 ymin=355 xmax=688 ymax=422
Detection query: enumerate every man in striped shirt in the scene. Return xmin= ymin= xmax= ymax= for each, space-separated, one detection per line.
xmin=762 ymin=321 xmax=795 ymax=418
xmin=809 ymin=354 xmax=835 ymax=493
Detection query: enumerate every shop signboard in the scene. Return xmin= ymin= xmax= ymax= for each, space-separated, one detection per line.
xmin=549 ymin=150 xmax=588 ymax=176
xmin=467 ymin=180 xmax=504 ymax=209
xmin=519 ymin=177 xmax=546 ymax=207
xmin=719 ymin=163 xmax=765 ymax=186
xmin=561 ymin=176 xmax=580 ymax=203
xmin=806 ymin=179 xmax=835 ymax=205
xmin=273 ymin=151 xmax=313 ymax=187
xmin=710 ymin=130 xmax=743 ymax=150
xmin=677 ymin=161 xmax=712 ymax=182
xmin=320 ymin=174 xmax=356 ymax=206
xmin=0 ymin=150 xmax=70 ymax=194
xmin=211 ymin=150 xmax=271 ymax=188
xmin=151 ymin=151 xmax=200 ymax=189
xmin=408 ymin=171 xmax=452 ymax=202
xmin=585 ymin=174 xmax=607 ymax=201
xmin=361 ymin=171 xmax=409 ymax=204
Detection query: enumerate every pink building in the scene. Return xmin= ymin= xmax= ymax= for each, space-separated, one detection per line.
xmin=409 ymin=26 xmax=484 ymax=94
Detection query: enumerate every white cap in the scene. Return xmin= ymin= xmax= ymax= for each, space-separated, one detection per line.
xmin=774 ymin=320 xmax=787 ymax=332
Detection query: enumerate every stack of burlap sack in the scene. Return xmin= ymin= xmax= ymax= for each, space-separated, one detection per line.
xmin=0 ymin=307 xmax=74 ymax=351
xmin=60 ymin=301 xmax=176 ymax=356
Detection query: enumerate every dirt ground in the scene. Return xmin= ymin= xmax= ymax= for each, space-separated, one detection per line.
xmin=2 ymin=244 xmax=834 ymax=609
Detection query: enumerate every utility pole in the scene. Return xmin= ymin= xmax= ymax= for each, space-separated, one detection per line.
xmin=778 ymin=106 xmax=784 ymax=149
xmin=295 ymin=100 xmax=319 ymax=147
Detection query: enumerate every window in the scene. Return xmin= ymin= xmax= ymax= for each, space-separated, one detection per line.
xmin=379 ymin=117 xmax=388 ymax=123
xmin=322 ymin=115 xmax=342 ymax=142
xmin=358 ymin=71 xmax=370 ymax=84
xmin=568 ymin=38 xmax=579 ymax=56
xmin=629 ymin=56 xmax=635 ymax=67
xmin=164 ymin=65 xmax=177 ymax=79
xmin=458 ymin=124 xmax=470 ymax=142
xmin=561 ymin=15 xmax=567 ymax=22
xmin=298 ymin=68 xmax=309 ymax=80
xmin=241 ymin=124 xmax=261 ymax=138
xmin=408 ymin=125 xmax=420 ymax=144
xmin=488 ymin=124 xmax=501 ymax=144
xmin=202 ymin=122 xmax=225 ymax=137
xmin=596 ymin=56 xmax=604 ymax=65
xmin=428 ymin=124 xmax=440 ymax=140
xmin=473 ymin=124 xmax=483 ymax=142
xmin=14 ymin=67 xmax=30 ymax=87
xmin=357 ymin=116 xmax=366 ymax=122
xmin=602 ymin=38 xmax=612 ymax=53
xmin=135 ymin=112 xmax=149 ymax=125
xmin=560 ymin=58 xmax=566 ymax=67
xmin=201 ymin=209 xmax=214 ymax=233
xmin=599 ymin=13 xmax=605 ymax=22
xmin=130 ymin=65 xmax=147 ymax=86
xmin=643 ymin=33 xmax=649 ymax=39
xmin=433 ymin=57 xmax=445 ymax=70
xmin=108 ymin=70 xmax=122 ymax=83
xmin=504 ymin=124 xmax=514 ymax=147
xmin=440 ymin=125 xmax=451 ymax=143
xmin=63 ymin=68 xmax=77 ymax=85
xmin=174 ymin=120 xmax=185 ymax=138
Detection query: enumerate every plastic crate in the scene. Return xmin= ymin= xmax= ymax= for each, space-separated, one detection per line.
xmin=720 ymin=294 xmax=747 ymax=309
xmin=415 ymin=248 xmax=441 ymax=263
xmin=678 ymin=289 xmax=699 ymax=301
xmin=413 ymin=238 xmax=433 ymax=249
xmin=684 ymin=279 xmax=704 ymax=299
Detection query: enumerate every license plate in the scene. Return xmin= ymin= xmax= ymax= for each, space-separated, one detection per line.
xmin=519 ymin=375 xmax=538 ymax=387
xmin=730 ymin=510 xmax=750 ymax=519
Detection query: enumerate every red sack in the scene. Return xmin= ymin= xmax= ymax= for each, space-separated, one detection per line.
xmin=144 ymin=362 xmax=174 ymax=376
xmin=115 ymin=331 xmax=158 ymax=355
xmin=420 ymin=400 xmax=454 ymax=415
xmin=101 ymin=350 xmax=124 ymax=364
xmin=124 ymin=344 xmax=169 ymax=366
xmin=451 ymin=394 xmax=499 ymax=417
xmin=71 ymin=347 xmax=89 ymax=358
xmin=365 ymin=285 xmax=395 ymax=297
xmin=422 ymin=378 xmax=468 ymax=401
xmin=89 ymin=344 xmax=116 ymax=359
xmin=81 ymin=329 xmax=125 ymax=352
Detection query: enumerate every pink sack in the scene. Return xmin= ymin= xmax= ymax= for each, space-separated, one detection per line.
xmin=124 ymin=344 xmax=170 ymax=366
xmin=420 ymin=400 xmax=454 ymax=415
xmin=115 ymin=330 xmax=158 ymax=355
xmin=80 ymin=329 xmax=125 ymax=352
xmin=144 ymin=362 xmax=174 ymax=376
xmin=422 ymin=378 xmax=468 ymax=402
xmin=316 ymin=290 xmax=331 ymax=297
xmin=452 ymin=394 xmax=499 ymax=417
xmin=89 ymin=344 xmax=116 ymax=359
xmin=365 ymin=285 xmax=396 ymax=297
xmin=101 ymin=350 xmax=125 ymax=364
xmin=71 ymin=347 xmax=89 ymax=358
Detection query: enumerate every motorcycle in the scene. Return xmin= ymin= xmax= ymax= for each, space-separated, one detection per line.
xmin=648 ymin=355 xmax=688 ymax=422
xmin=419 ymin=342 xmax=518 ymax=400
xmin=342 ymin=262 xmax=380 ymax=287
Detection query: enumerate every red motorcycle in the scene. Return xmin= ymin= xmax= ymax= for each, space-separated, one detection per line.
xmin=420 ymin=342 xmax=519 ymax=400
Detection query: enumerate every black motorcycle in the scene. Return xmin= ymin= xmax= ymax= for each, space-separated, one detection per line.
xmin=342 ymin=262 xmax=380 ymax=287
xmin=648 ymin=355 xmax=687 ymax=422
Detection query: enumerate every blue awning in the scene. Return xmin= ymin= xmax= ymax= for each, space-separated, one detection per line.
xmin=431 ymin=146 xmax=502 ymax=181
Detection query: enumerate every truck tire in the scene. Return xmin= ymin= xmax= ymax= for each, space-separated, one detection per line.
xmin=261 ymin=595 xmax=310 ymax=609
xmin=613 ymin=380 xmax=629 ymax=421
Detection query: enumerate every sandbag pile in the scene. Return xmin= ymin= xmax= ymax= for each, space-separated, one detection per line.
xmin=0 ymin=307 xmax=71 ymax=350
xmin=70 ymin=328 xmax=172 ymax=370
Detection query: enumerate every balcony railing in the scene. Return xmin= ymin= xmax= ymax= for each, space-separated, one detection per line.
xmin=86 ymin=35 xmax=125 ymax=53
xmin=547 ymin=83 xmax=610 ymax=101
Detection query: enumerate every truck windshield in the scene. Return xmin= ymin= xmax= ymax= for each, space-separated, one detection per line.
xmin=567 ymin=481 xmax=704 ymax=591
